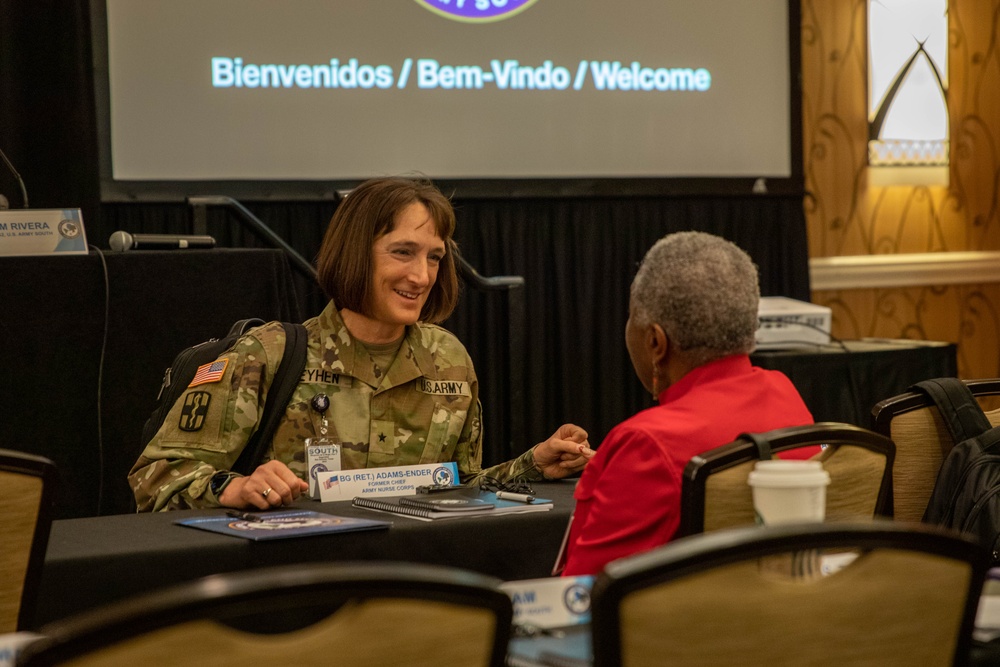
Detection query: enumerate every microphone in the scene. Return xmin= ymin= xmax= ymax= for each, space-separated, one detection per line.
xmin=109 ymin=231 xmax=217 ymax=251
xmin=0 ymin=146 xmax=29 ymax=208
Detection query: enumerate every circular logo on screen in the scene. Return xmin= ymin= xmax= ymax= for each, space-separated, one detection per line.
xmin=413 ymin=0 xmax=540 ymax=23
xmin=58 ymin=219 xmax=81 ymax=239
xmin=432 ymin=466 xmax=455 ymax=486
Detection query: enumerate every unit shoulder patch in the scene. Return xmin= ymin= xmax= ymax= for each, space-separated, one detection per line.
xmin=179 ymin=391 xmax=212 ymax=431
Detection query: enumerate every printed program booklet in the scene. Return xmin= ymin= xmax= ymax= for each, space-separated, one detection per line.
xmin=175 ymin=509 xmax=390 ymax=541
xmin=352 ymin=488 xmax=552 ymax=521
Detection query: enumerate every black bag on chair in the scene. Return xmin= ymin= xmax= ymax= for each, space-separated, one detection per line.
xmin=140 ymin=319 xmax=309 ymax=475
xmin=915 ymin=378 xmax=1000 ymax=562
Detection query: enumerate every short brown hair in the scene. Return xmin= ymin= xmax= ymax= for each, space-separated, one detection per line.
xmin=315 ymin=177 xmax=459 ymax=324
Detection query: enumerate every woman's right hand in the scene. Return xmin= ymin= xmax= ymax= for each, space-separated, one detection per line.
xmin=218 ymin=459 xmax=309 ymax=510
xmin=532 ymin=423 xmax=594 ymax=479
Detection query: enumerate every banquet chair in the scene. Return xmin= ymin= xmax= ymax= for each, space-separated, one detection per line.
xmin=590 ymin=521 xmax=988 ymax=667
xmin=0 ymin=448 xmax=57 ymax=632
xmin=17 ymin=561 xmax=513 ymax=667
xmin=871 ymin=378 xmax=1000 ymax=522
xmin=678 ymin=422 xmax=894 ymax=538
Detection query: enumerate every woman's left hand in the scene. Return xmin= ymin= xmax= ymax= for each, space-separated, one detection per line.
xmin=532 ymin=423 xmax=594 ymax=479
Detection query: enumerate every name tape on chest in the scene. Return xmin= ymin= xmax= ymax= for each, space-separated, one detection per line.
xmin=301 ymin=368 xmax=342 ymax=385
xmin=417 ymin=378 xmax=471 ymax=397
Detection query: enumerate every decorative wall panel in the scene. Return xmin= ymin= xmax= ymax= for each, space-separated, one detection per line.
xmin=803 ymin=0 xmax=1000 ymax=379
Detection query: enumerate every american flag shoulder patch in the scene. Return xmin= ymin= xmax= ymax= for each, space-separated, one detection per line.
xmin=189 ymin=359 xmax=229 ymax=387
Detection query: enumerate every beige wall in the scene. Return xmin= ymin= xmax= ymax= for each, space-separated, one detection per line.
xmin=803 ymin=0 xmax=1000 ymax=378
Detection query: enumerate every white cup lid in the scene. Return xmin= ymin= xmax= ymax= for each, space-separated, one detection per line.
xmin=753 ymin=460 xmax=823 ymax=473
xmin=747 ymin=459 xmax=830 ymax=488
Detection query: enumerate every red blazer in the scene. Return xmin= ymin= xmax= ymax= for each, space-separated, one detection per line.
xmin=562 ymin=354 xmax=815 ymax=576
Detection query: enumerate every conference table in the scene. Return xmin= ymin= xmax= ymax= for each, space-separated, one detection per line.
xmin=29 ymin=479 xmax=1000 ymax=665
xmin=750 ymin=338 xmax=958 ymax=426
xmin=32 ymin=481 xmax=578 ymax=627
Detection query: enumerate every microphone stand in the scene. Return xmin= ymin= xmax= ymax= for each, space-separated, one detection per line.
xmin=187 ymin=195 xmax=317 ymax=280
xmin=0 ymin=146 xmax=29 ymax=208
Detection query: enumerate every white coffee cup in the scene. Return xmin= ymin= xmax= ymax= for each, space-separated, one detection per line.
xmin=747 ymin=459 xmax=830 ymax=525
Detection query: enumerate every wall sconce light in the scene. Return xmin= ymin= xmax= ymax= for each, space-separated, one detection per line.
xmin=868 ymin=0 xmax=948 ymax=186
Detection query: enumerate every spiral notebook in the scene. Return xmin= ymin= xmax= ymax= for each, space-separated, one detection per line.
xmin=352 ymin=488 xmax=552 ymax=521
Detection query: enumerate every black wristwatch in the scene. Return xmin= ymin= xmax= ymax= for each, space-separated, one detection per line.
xmin=209 ymin=470 xmax=237 ymax=497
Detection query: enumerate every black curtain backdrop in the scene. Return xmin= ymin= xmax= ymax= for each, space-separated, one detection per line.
xmin=452 ymin=195 xmax=811 ymax=462
xmin=0 ymin=1 xmax=100 ymax=223
xmin=1 ymin=0 xmax=811 ymax=495
xmin=1 ymin=250 xmax=303 ymax=519
xmin=99 ymin=195 xmax=809 ymax=468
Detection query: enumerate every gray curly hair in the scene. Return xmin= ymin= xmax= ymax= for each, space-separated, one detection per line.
xmin=630 ymin=231 xmax=759 ymax=367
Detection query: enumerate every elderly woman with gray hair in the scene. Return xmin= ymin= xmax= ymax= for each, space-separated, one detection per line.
xmin=561 ymin=231 xmax=815 ymax=576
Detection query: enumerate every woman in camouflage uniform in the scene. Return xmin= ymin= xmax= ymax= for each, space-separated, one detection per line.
xmin=129 ymin=177 xmax=592 ymax=511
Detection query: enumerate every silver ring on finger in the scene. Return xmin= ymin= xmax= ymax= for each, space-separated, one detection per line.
xmin=262 ymin=487 xmax=272 ymax=498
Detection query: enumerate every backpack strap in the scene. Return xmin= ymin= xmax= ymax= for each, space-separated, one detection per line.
xmin=232 ymin=322 xmax=309 ymax=475
xmin=227 ymin=318 xmax=265 ymax=338
xmin=912 ymin=378 xmax=992 ymax=453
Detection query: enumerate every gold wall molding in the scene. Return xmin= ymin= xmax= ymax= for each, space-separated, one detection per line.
xmin=811 ymin=251 xmax=1000 ymax=290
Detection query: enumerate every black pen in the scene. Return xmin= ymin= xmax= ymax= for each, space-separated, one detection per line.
xmin=226 ymin=510 xmax=265 ymax=522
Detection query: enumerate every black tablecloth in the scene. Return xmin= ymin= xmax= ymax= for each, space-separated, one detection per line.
xmin=0 ymin=249 xmax=302 ymax=518
xmin=31 ymin=477 xmax=1000 ymax=666
xmin=750 ymin=339 xmax=958 ymax=426
xmin=32 ymin=480 xmax=578 ymax=627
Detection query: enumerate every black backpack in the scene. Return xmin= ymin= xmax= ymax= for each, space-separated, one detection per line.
xmin=141 ymin=319 xmax=309 ymax=475
xmin=915 ymin=377 xmax=1000 ymax=561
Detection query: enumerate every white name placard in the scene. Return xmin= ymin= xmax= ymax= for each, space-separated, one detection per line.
xmin=318 ymin=462 xmax=459 ymax=502
xmin=500 ymin=576 xmax=595 ymax=628
xmin=0 ymin=632 xmax=42 ymax=667
xmin=0 ymin=209 xmax=88 ymax=256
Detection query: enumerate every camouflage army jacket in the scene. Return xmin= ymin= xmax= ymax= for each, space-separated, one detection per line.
xmin=129 ymin=301 xmax=541 ymax=511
